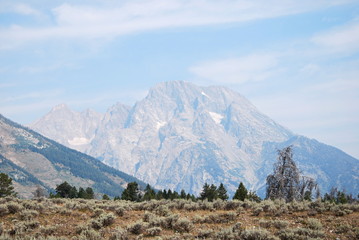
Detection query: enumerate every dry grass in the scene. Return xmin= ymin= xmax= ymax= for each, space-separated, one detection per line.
xmin=0 ymin=197 xmax=358 ymax=239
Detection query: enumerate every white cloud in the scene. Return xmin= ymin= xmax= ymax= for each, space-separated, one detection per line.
xmin=312 ymin=20 xmax=359 ymax=53
xmin=189 ymin=53 xmax=279 ymax=84
xmin=0 ymin=0 xmax=355 ymax=49
xmin=13 ymin=3 xmax=42 ymax=17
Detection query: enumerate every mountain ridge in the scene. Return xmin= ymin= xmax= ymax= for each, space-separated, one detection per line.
xmin=30 ymin=81 xmax=359 ymax=196
xmin=0 ymin=113 xmax=146 ymax=198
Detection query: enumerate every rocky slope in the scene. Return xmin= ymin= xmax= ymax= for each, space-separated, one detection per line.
xmin=0 ymin=114 xmax=146 ymax=198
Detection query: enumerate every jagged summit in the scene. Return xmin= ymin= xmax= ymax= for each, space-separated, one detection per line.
xmin=30 ymin=81 xmax=359 ymax=196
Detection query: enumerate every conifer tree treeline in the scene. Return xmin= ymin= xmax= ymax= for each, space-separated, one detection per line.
xmin=50 ymin=181 xmax=95 ymax=199
xmin=2 ymin=146 xmax=357 ymax=203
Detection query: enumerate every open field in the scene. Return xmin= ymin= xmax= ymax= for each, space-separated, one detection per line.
xmin=0 ymin=197 xmax=358 ymax=239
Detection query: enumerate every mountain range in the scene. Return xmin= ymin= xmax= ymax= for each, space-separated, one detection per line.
xmin=31 ymin=81 xmax=359 ymax=196
xmin=0 ymin=114 xmax=146 ymax=198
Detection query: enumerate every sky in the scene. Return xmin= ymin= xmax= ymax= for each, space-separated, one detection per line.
xmin=0 ymin=0 xmax=358 ymax=159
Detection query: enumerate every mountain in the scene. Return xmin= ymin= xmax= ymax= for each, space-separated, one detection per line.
xmin=0 ymin=114 xmax=146 ymax=198
xmin=30 ymin=104 xmax=103 ymax=152
xmin=31 ymin=81 xmax=359 ymax=196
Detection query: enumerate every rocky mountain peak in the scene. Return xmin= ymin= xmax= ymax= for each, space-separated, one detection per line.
xmin=30 ymin=81 xmax=359 ymax=196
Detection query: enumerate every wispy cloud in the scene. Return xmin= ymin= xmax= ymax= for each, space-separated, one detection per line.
xmin=189 ymin=53 xmax=280 ymax=84
xmin=0 ymin=0 xmax=355 ymax=50
xmin=12 ymin=3 xmax=43 ymax=17
xmin=312 ymin=19 xmax=359 ymax=53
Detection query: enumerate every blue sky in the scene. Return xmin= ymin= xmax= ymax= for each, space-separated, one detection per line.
xmin=0 ymin=0 xmax=358 ymax=158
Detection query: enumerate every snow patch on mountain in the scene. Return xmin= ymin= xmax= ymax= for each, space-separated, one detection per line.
xmin=208 ymin=111 xmax=223 ymax=124
xmin=68 ymin=137 xmax=92 ymax=146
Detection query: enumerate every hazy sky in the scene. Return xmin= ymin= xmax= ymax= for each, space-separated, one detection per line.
xmin=1 ymin=0 xmax=358 ymax=159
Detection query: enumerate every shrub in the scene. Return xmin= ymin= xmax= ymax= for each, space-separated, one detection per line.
xmin=59 ymin=208 xmax=71 ymax=215
xmin=8 ymin=220 xmax=40 ymax=236
xmin=351 ymin=227 xmax=359 ymax=239
xmin=91 ymin=208 xmax=105 ymax=218
xmin=252 ymin=206 xmax=263 ymax=216
xmin=145 ymin=227 xmax=162 ymax=236
xmin=109 ymin=227 xmax=128 ymax=240
xmin=78 ymin=228 xmax=102 ymax=240
xmin=23 ymin=220 xmax=40 ymax=230
xmin=115 ymin=207 xmax=125 ymax=217
xmin=240 ymin=229 xmax=279 ymax=240
xmin=306 ymin=218 xmax=322 ymax=230
xmin=173 ymin=218 xmax=193 ymax=233
xmin=203 ymin=212 xmax=236 ymax=224
xmin=6 ymin=202 xmax=23 ymax=214
xmin=259 ymin=220 xmax=272 ymax=228
xmin=335 ymin=223 xmax=351 ymax=234
xmin=40 ymin=225 xmax=57 ymax=236
xmin=101 ymin=213 xmax=115 ymax=227
xmin=0 ymin=204 xmax=8 ymax=216
xmin=278 ymin=227 xmax=324 ymax=239
xmin=214 ymin=227 xmax=235 ymax=240
xmin=192 ymin=215 xmax=205 ymax=224
xmin=19 ymin=210 xmax=39 ymax=221
xmin=128 ymin=221 xmax=148 ymax=235
xmin=183 ymin=203 xmax=198 ymax=211
xmin=155 ymin=205 xmax=171 ymax=217
xmin=232 ymin=222 xmax=243 ymax=233
xmin=143 ymin=212 xmax=156 ymax=222
xmin=225 ymin=201 xmax=241 ymax=210
xmin=0 ymin=223 xmax=3 ymax=235
xmin=213 ymin=199 xmax=225 ymax=210
xmin=307 ymin=209 xmax=317 ymax=216
xmin=272 ymin=220 xmax=289 ymax=229
xmin=22 ymin=200 xmax=44 ymax=212
xmin=91 ymin=213 xmax=115 ymax=229
xmin=76 ymin=224 xmax=89 ymax=235
xmin=197 ymin=228 xmax=214 ymax=238
xmin=160 ymin=214 xmax=179 ymax=229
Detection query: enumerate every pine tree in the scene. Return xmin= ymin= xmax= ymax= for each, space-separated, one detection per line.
xmin=0 ymin=173 xmax=16 ymax=197
xmin=78 ymin=187 xmax=87 ymax=199
xmin=85 ymin=187 xmax=95 ymax=199
xmin=102 ymin=194 xmax=110 ymax=200
xmin=162 ymin=189 xmax=168 ymax=199
xmin=121 ymin=182 xmax=140 ymax=201
xmin=200 ymin=183 xmax=218 ymax=201
xmin=143 ymin=184 xmax=156 ymax=201
xmin=217 ymin=183 xmax=229 ymax=200
xmin=156 ymin=190 xmax=163 ymax=200
xmin=233 ymin=182 xmax=248 ymax=201
xmin=55 ymin=181 xmax=73 ymax=198
xmin=200 ymin=183 xmax=210 ymax=200
xmin=180 ymin=189 xmax=187 ymax=199
xmin=247 ymin=191 xmax=261 ymax=202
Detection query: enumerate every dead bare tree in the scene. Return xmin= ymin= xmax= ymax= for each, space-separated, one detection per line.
xmin=266 ymin=146 xmax=318 ymax=202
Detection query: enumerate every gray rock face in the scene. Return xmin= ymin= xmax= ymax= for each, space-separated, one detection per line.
xmin=31 ymin=81 xmax=359 ymax=196
xmin=31 ymin=104 xmax=103 ymax=152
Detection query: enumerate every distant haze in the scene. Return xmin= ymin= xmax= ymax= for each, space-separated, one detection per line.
xmin=0 ymin=0 xmax=358 ymax=159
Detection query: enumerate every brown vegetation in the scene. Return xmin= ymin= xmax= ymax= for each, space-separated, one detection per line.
xmin=0 ymin=197 xmax=358 ymax=239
